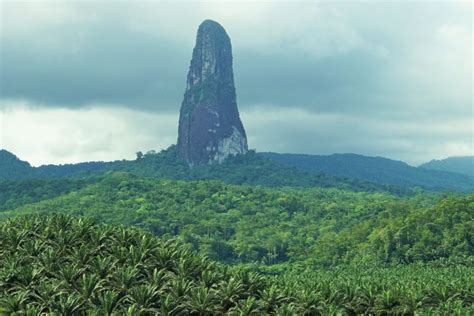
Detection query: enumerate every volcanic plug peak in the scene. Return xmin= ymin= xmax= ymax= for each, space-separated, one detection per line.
xmin=177 ymin=20 xmax=248 ymax=165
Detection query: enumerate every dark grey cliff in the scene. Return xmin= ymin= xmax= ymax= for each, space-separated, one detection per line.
xmin=177 ymin=20 xmax=248 ymax=165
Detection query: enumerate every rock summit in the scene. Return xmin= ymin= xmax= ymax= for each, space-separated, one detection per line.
xmin=177 ymin=20 xmax=248 ymax=165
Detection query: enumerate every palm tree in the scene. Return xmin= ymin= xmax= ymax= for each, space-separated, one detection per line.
xmin=228 ymin=297 xmax=263 ymax=316
xmin=158 ymin=293 xmax=181 ymax=315
xmin=295 ymin=289 xmax=323 ymax=315
xmin=185 ymin=285 xmax=218 ymax=315
xmin=53 ymin=293 xmax=84 ymax=315
xmin=0 ymin=291 xmax=29 ymax=314
xmin=146 ymin=267 xmax=169 ymax=290
xmin=275 ymin=303 xmax=300 ymax=316
xmin=111 ymin=266 xmax=139 ymax=294
xmin=127 ymin=284 xmax=160 ymax=312
xmin=97 ymin=290 xmax=124 ymax=315
xmin=31 ymin=281 xmax=63 ymax=312
xmin=76 ymin=273 xmax=104 ymax=303
xmin=258 ymin=284 xmax=286 ymax=312
xmin=167 ymin=278 xmax=194 ymax=300
xmin=90 ymin=256 xmax=117 ymax=279
xmin=216 ymin=277 xmax=244 ymax=312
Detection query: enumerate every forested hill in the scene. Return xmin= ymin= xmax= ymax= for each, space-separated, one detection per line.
xmin=2 ymin=147 xmax=473 ymax=193
xmin=0 ymin=149 xmax=112 ymax=180
xmin=1 ymin=173 xmax=472 ymax=266
xmin=0 ymin=149 xmax=33 ymax=180
xmin=420 ymin=156 xmax=474 ymax=177
xmin=260 ymin=152 xmax=474 ymax=192
xmin=0 ymin=148 xmax=409 ymax=195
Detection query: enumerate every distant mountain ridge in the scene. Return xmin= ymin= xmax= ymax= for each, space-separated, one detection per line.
xmin=0 ymin=149 xmax=34 ymax=180
xmin=259 ymin=152 xmax=474 ymax=192
xmin=0 ymin=149 xmax=110 ymax=180
xmin=420 ymin=156 xmax=473 ymax=177
xmin=1 ymin=148 xmax=473 ymax=193
xmin=0 ymin=148 xmax=398 ymax=194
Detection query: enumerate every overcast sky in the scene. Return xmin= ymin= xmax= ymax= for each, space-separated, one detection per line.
xmin=0 ymin=0 xmax=472 ymax=166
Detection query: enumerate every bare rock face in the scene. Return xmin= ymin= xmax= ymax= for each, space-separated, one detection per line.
xmin=177 ymin=20 xmax=248 ymax=165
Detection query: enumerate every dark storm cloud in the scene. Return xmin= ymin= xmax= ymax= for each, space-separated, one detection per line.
xmin=0 ymin=1 xmax=472 ymax=165
xmin=235 ymin=49 xmax=387 ymax=113
xmin=1 ymin=13 xmax=188 ymax=110
xmin=1 ymin=32 xmax=384 ymax=113
xmin=1 ymin=1 xmax=471 ymax=117
xmin=0 ymin=9 xmax=392 ymax=116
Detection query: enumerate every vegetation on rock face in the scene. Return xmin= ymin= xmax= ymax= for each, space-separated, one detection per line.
xmin=1 ymin=215 xmax=472 ymax=315
xmin=177 ymin=20 xmax=248 ymax=165
xmin=1 ymin=173 xmax=472 ymax=267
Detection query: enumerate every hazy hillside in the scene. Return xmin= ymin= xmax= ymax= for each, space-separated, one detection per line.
xmin=0 ymin=150 xmax=110 ymax=180
xmin=3 ymin=148 xmax=473 ymax=193
xmin=0 ymin=148 xmax=407 ymax=195
xmin=420 ymin=156 xmax=474 ymax=177
xmin=0 ymin=150 xmax=33 ymax=180
xmin=260 ymin=152 xmax=474 ymax=192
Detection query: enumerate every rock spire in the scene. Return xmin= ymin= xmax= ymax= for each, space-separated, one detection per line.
xmin=177 ymin=20 xmax=248 ymax=165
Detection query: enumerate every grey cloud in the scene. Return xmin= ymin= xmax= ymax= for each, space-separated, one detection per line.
xmin=1 ymin=1 xmax=470 ymax=116
xmin=1 ymin=18 xmax=189 ymax=111
xmin=241 ymin=106 xmax=472 ymax=165
xmin=235 ymin=49 xmax=388 ymax=111
xmin=0 ymin=1 xmax=472 ymax=164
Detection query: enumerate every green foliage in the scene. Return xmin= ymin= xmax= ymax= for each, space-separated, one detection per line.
xmin=111 ymin=147 xmax=405 ymax=194
xmin=0 ymin=147 xmax=413 ymax=195
xmin=0 ymin=178 xmax=98 ymax=211
xmin=0 ymin=150 xmax=33 ymax=180
xmin=261 ymin=152 xmax=474 ymax=192
xmin=420 ymin=156 xmax=474 ymax=177
xmin=1 ymin=173 xmax=472 ymax=266
xmin=2 ymin=148 xmax=472 ymax=194
xmin=1 ymin=214 xmax=472 ymax=314
xmin=271 ymin=264 xmax=474 ymax=315
xmin=367 ymin=195 xmax=474 ymax=263
xmin=0 ymin=214 xmax=263 ymax=314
